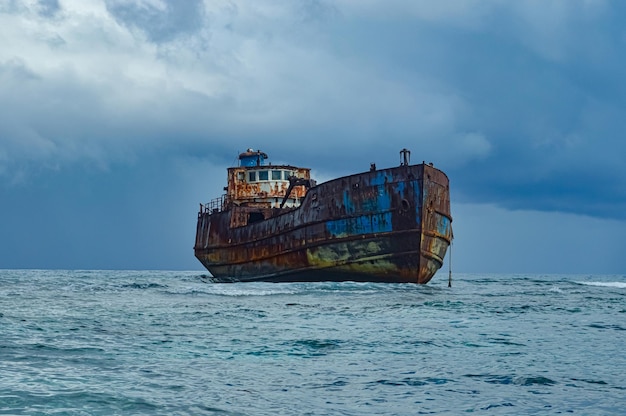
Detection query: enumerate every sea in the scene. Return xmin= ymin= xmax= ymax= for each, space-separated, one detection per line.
xmin=0 ymin=270 xmax=624 ymax=415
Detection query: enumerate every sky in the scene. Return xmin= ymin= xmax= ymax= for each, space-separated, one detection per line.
xmin=1 ymin=0 xmax=625 ymax=274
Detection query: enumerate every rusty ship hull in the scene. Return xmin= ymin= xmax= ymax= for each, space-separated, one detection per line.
xmin=194 ymin=158 xmax=452 ymax=284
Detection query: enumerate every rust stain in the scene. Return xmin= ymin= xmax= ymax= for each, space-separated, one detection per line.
xmin=195 ymin=149 xmax=452 ymax=284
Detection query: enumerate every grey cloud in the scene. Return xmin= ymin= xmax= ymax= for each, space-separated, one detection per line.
xmin=104 ymin=0 xmax=204 ymax=43
xmin=1 ymin=0 xmax=625 ymax=221
xmin=298 ymin=0 xmax=339 ymax=24
xmin=38 ymin=0 xmax=60 ymax=17
xmin=2 ymin=0 xmax=626 ymax=271
xmin=0 ymin=0 xmax=20 ymax=13
xmin=0 ymin=0 xmax=60 ymax=16
xmin=0 ymin=58 xmax=39 ymax=80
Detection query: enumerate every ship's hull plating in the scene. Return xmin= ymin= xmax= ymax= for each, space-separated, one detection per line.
xmin=194 ymin=164 xmax=452 ymax=284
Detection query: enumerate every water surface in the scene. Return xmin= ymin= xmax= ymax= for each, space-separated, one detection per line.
xmin=1 ymin=271 xmax=624 ymax=415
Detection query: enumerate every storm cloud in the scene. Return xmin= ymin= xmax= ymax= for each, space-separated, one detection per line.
xmin=1 ymin=1 xmax=625 ymax=271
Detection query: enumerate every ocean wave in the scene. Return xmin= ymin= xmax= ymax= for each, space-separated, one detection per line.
xmin=576 ymin=281 xmax=626 ymax=289
xmin=205 ymin=288 xmax=299 ymax=296
xmin=167 ymin=285 xmax=299 ymax=297
xmin=3 ymin=270 xmax=625 ymax=415
xmin=183 ymin=280 xmax=419 ymax=296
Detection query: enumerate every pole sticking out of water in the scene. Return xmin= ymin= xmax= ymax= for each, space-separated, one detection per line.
xmin=448 ymin=241 xmax=452 ymax=288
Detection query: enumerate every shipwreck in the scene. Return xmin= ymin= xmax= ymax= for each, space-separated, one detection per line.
xmin=194 ymin=148 xmax=452 ymax=283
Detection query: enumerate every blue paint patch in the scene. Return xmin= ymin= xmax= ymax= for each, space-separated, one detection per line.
xmin=344 ymin=185 xmax=393 ymax=214
xmin=326 ymin=212 xmax=393 ymax=238
xmin=436 ymin=215 xmax=451 ymax=237
xmin=398 ymin=181 xmax=406 ymax=198
xmin=368 ymin=186 xmax=392 ymax=212
xmin=368 ymin=171 xmax=393 ymax=187
xmin=343 ymin=190 xmax=355 ymax=214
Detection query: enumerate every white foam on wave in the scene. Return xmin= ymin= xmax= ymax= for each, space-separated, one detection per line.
xmin=576 ymin=281 xmax=626 ymax=289
xmin=206 ymin=288 xmax=299 ymax=296
xmin=166 ymin=283 xmax=301 ymax=296
xmin=197 ymin=283 xmax=301 ymax=296
xmin=170 ymin=288 xmax=300 ymax=297
xmin=190 ymin=280 xmax=387 ymax=296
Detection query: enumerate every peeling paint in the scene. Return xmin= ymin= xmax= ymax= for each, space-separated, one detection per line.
xmin=194 ymin=150 xmax=452 ymax=284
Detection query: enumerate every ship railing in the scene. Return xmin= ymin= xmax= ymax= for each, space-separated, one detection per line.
xmin=200 ymin=195 xmax=226 ymax=215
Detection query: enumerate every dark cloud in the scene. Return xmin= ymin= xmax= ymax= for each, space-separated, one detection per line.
xmin=1 ymin=0 xmax=60 ymax=16
xmin=307 ymin=2 xmax=626 ymax=219
xmin=38 ymin=0 xmax=60 ymax=17
xmin=0 ymin=58 xmax=39 ymax=80
xmin=105 ymin=0 xmax=204 ymax=43
xmin=0 ymin=0 xmax=20 ymax=13
xmin=0 ymin=154 xmax=209 ymax=270
xmin=298 ymin=0 xmax=339 ymax=24
xmin=2 ymin=1 xmax=626 ymax=270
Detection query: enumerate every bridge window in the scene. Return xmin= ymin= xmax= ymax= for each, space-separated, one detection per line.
xmin=248 ymin=171 xmax=257 ymax=182
xmin=258 ymin=170 xmax=269 ymax=181
xmin=272 ymin=170 xmax=282 ymax=180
